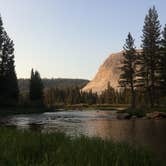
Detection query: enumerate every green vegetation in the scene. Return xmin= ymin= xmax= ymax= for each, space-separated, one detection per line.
xmin=61 ymin=104 xmax=128 ymax=111
xmin=0 ymin=128 xmax=160 ymax=166
xmin=119 ymin=6 xmax=164 ymax=109
xmin=120 ymin=108 xmax=146 ymax=117
xmin=0 ymin=107 xmax=54 ymax=116
xmin=0 ymin=104 xmax=127 ymax=116
xmin=30 ymin=69 xmax=44 ymax=102
xmin=18 ymin=78 xmax=89 ymax=92
xmin=0 ymin=16 xmax=19 ymax=106
xmin=139 ymin=6 xmax=161 ymax=108
xmin=160 ymin=25 xmax=166 ymax=96
xmin=118 ymin=106 xmax=166 ymax=118
xmin=44 ymin=85 xmax=131 ymax=108
xmin=119 ymin=33 xmax=137 ymax=108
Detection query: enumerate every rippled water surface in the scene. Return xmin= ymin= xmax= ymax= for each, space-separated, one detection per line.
xmin=0 ymin=110 xmax=166 ymax=161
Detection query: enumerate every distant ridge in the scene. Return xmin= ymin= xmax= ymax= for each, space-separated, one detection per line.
xmin=18 ymin=78 xmax=89 ymax=92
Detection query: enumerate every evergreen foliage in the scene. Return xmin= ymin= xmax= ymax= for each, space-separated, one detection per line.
xmin=138 ymin=6 xmax=161 ymax=107
xmin=119 ymin=33 xmax=137 ymax=108
xmin=29 ymin=69 xmax=44 ymax=102
xmin=160 ymin=25 xmax=166 ymax=96
xmin=99 ymin=82 xmax=117 ymax=104
xmin=0 ymin=16 xmax=19 ymax=106
xmin=44 ymin=87 xmax=98 ymax=106
xmin=18 ymin=78 xmax=88 ymax=92
xmin=44 ymin=83 xmax=132 ymax=107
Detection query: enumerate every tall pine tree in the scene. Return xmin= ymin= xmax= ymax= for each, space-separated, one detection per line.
xmin=139 ymin=6 xmax=161 ymax=107
xmin=0 ymin=16 xmax=19 ymax=106
xmin=29 ymin=69 xmax=35 ymax=100
xmin=29 ymin=69 xmax=44 ymax=102
xmin=119 ymin=33 xmax=137 ymax=108
xmin=160 ymin=25 xmax=166 ymax=96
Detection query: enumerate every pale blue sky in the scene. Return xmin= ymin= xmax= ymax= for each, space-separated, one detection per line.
xmin=0 ymin=0 xmax=165 ymax=79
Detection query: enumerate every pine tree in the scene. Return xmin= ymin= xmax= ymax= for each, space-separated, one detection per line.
xmin=29 ymin=69 xmax=35 ymax=100
xmin=119 ymin=33 xmax=137 ymax=108
xmin=0 ymin=16 xmax=19 ymax=105
xmin=139 ymin=6 xmax=161 ymax=107
xmin=160 ymin=25 xmax=166 ymax=96
xmin=101 ymin=82 xmax=116 ymax=104
xmin=29 ymin=69 xmax=44 ymax=102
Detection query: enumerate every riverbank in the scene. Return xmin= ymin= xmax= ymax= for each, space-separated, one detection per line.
xmin=0 ymin=127 xmax=161 ymax=166
xmin=117 ymin=107 xmax=166 ymax=120
xmin=0 ymin=104 xmax=166 ymax=119
xmin=0 ymin=104 xmax=127 ymax=116
xmin=0 ymin=106 xmax=54 ymax=116
xmin=62 ymin=104 xmax=128 ymax=111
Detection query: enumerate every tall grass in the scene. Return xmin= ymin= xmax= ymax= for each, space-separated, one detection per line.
xmin=0 ymin=128 xmax=160 ymax=166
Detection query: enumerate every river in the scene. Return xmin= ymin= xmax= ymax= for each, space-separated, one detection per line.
xmin=0 ymin=110 xmax=166 ymax=161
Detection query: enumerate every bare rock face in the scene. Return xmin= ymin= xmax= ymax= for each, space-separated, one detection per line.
xmin=82 ymin=51 xmax=124 ymax=94
xmin=82 ymin=50 xmax=141 ymax=94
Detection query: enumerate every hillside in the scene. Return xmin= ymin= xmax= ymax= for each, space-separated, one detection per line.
xmin=18 ymin=78 xmax=89 ymax=92
xmin=82 ymin=50 xmax=142 ymax=94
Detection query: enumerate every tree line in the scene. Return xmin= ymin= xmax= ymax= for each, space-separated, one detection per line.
xmin=18 ymin=78 xmax=88 ymax=92
xmin=44 ymin=83 xmax=132 ymax=107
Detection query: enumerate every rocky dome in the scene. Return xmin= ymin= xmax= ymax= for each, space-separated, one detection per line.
xmin=82 ymin=50 xmax=141 ymax=94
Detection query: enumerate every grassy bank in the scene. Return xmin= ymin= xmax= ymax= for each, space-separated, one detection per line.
xmin=0 ymin=128 xmax=160 ymax=166
xmin=0 ymin=106 xmax=54 ymax=116
xmin=0 ymin=104 xmax=128 ymax=116
xmin=1 ymin=104 xmax=166 ymax=117
xmin=54 ymin=103 xmax=129 ymax=111
xmin=119 ymin=107 xmax=166 ymax=118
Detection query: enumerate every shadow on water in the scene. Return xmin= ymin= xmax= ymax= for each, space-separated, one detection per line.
xmin=0 ymin=110 xmax=166 ymax=162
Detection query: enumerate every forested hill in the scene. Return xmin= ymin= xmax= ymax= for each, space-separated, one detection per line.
xmin=18 ymin=78 xmax=89 ymax=92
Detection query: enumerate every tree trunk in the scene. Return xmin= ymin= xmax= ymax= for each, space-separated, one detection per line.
xmin=150 ymin=85 xmax=154 ymax=108
xmin=131 ymin=83 xmax=136 ymax=108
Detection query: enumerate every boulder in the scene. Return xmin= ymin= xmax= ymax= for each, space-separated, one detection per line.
xmin=117 ymin=113 xmax=131 ymax=120
xmin=131 ymin=115 xmax=137 ymax=119
xmin=146 ymin=111 xmax=166 ymax=119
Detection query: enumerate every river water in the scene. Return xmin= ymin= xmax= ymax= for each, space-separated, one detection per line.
xmin=0 ymin=110 xmax=166 ymax=161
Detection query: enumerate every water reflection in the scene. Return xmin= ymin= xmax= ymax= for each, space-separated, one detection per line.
xmin=0 ymin=111 xmax=166 ymax=161
xmin=86 ymin=119 xmax=166 ymax=161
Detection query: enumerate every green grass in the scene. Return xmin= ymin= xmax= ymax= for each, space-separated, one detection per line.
xmin=63 ymin=104 xmax=129 ymax=111
xmin=0 ymin=107 xmax=54 ymax=116
xmin=121 ymin=108 xmax=146 ymax=117
xmin=0 ymin=128 xmax=160 ymax=166
xmin=119 ymin=106 xmax=166 ymax=118
xmin=0 ymin=104 xmax=128 ymax=116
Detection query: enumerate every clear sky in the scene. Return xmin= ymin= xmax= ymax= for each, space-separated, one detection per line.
xmin=0 ymin=0 xmax=165 ymax=79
